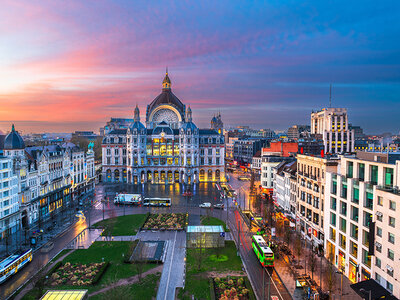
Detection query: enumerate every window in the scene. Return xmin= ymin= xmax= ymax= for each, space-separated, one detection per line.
xmin=376 ymin=226 xmax=382 ymax=237
xmin=339 ymin=234 xmax=346 ymax=249
xmin=341 ymin=182 xmax=347 ymax=199
xmin=385 ymin=168 xmax=394 ymax=186
xmin=330 ymin=213 xmax=336 ymax=226
xmin=362 ymin=249 xmax=371 ymax=267
xmin=351 ymin=206 xmax=359 ymax=222
xmin=387 ymin=281 xmax=393 ymax=292
xmin=376 ymin=212 xmax=383 ymax=222
xmin=358 ymin=163 xmax=365 ymax=181
xmin=347 ymin=162 xmax=353 ymax=178
xmin=352 ymin=186 xmax=359 ymax=203
xmin=350 ymin=240 xmax=358 ymax=257
xmin=339 ymin=217 xmax=346 ymax=233
xmin=365 ymin=192 xmax=373 ymax=210
xmin=363 ymin=211 xmax=372 ymax=227
xmin=375 ymin=257 xmax=381 ymax=268
xmin=208 ymin=149 xmax=212 ymax=155
xmin=388 ymin=233 xmax=395 ymax=244
xmin=389 ymin=216 xmax=395 ymax=228
xmin=350 ymin=223 xmax=358 ymax=239
xmin=329 ymin=227 xmax=336 ymax=242
xmin=363 ymin=230 xmax=369 ymax=247
xmin=389 ymin=200 xmax=396 ymax=211
xmin=388 ymin=249 xmax=394 ymax=260
xmin=332 ymin=180 xmax=337 ymax=195
xmin=370 ymin=165 xmax=378 ymax=185
xmin=340 ymin=201 xmax=347 ymax=216
xmin=331 ymin=197 xmax=337 ymax=211
xmin=377 ymin=196 xmax=383 ymax=206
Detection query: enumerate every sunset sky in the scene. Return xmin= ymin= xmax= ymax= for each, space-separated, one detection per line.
xmin=1 ymin=1 xmax=399 ymax=134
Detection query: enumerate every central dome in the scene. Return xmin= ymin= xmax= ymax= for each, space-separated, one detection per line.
xmin=146 ymin=71 xmax=185 ymax=126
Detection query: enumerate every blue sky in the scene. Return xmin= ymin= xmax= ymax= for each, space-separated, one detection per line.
xmin=0 ymin=0 xmax=399 ymax=134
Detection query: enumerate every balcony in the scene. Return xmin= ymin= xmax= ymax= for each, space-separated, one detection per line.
xmin=376 ymin=185 xmax=400 ymax=196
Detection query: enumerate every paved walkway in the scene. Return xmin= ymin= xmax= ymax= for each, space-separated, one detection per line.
xmin=155 ymin=231 xmax=186 ymax=300
xmin=95 ymin=235 xmax=137 ymax=242
xmin=273 ymin=232 xmax=360 ymax=299
xmin=88 ymin=265 xmax=163 ymax=297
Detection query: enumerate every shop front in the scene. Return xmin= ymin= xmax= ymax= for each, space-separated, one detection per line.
xmin=349 ymin=258 xmax=358 ymax=283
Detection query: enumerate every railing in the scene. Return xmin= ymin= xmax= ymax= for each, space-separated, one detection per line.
xmin=377 ymin=185 xmax=400 ymax=195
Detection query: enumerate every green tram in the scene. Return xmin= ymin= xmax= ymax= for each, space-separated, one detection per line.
xmin=251 ymin=235 xmax=274 ymax=267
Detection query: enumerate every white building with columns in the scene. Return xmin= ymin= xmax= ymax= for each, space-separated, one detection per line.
xmin=102 ymin=72 xmax=225 ymax=184
xmin=311 ymin=108 xmax=355 ymax=154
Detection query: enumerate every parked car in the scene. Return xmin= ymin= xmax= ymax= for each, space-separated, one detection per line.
xmin=213 ymin=203 xmax=224 ymax=209
xmin=199 ymin=202 xmax=211 ymax=208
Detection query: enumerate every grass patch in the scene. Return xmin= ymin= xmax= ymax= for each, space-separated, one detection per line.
xmin=179 ymin=241 xmax=243 ymax=299
xmin=21 ymin=241 xmax=157 ymax=299
xmin=201 ymin=216 xmax=230 ymax=232
xmin=50 ymin=249 xmax=72 ymax=263
xmin=93 ymin=214 xmax=148 ymax=236
xmin=89 ymin=272 xmax=161 ymax=300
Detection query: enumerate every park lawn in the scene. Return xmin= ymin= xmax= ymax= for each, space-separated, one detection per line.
xmin=89 ymin=272 xmax=161 ymax=300
xmin=200 ymin=216 xmax=230 ymax=232
xmin=50 ymin=249 xmax=72 ymax=263
xmin=179 ymin=241 xmax=243 ymax=300
xmin=21 ymin=241 xmax=157 ymax=299
xmin=93 ymin=214 xmax=148 ymax=236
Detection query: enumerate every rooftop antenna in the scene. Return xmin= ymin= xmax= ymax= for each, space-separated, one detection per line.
xmin=329 ymin=84 xmax=332 ymax=108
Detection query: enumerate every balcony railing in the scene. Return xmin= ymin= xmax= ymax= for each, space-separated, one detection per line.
xmin=377 ymin=185 xmax=400 ymax=195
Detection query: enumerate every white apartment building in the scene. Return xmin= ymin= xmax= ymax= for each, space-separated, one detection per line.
xmin=273 ymin=160 xmax=296 ymax=215
xmin=297 ymin=154 xmax=339 ymax=247
xmin=324 ymin=153 xmax=400 ymax=297
xmin=0 ymin=157 xmax=19 ymax=239
xmin=311 ymin=108 xmax=355 ymax=154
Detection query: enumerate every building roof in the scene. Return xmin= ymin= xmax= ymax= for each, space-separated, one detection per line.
xmin=199 ymin=129 xmax=219 ymax=135
xmin=40 ymin=290 xmax=88 ymax=300
xmin=350 ymin=279 xmax=397 ymax=300
xmin=4 ymin=125 xmax=25 ymax=150
xmin=187 ymin=225 xmax=224 ymax=233
xmin=108 ymin=129 xmax=128 ymax=135
xmin=147 ymin=89 xmax=185 ymax=117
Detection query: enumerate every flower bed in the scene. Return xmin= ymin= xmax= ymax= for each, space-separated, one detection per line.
xmin=142 ymin=213 xmax=187 ymax=230
xmin=48 ymin=262 xmax=106 ymax=286
xmin=213 ymin=276 xmax=253 ymax=300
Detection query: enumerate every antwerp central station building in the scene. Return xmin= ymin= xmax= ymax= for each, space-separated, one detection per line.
xmin=102 ymin=72 xmax=225 ymax=184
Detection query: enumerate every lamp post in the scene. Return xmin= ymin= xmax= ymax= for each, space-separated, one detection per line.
xmin=336 ymin=270 xmax=344 ymax=300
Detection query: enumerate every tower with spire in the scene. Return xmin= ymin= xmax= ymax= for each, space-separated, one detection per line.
xmin=162 ymin=67 xmax=171 ymax=90
xmin=211 ymin=112 xmax=223 ymax=134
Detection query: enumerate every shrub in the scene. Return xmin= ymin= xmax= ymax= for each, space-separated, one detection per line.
xmin=92 ymin=262 xmax=109 ymax=285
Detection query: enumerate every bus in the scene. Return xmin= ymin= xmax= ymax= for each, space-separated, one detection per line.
xmin=0 ymin=248 xmax=33 ymax=283
xmin=114 ymin=193 xmax=142 ymax=205
xmin=251 ymin=235 xmax=274 ymax=267
xmin=143 ymin=198 xmax=171 ymax=207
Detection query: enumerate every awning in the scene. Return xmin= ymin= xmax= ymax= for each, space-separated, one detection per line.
xmin=350 ymin=279 xmax=396 ymax=300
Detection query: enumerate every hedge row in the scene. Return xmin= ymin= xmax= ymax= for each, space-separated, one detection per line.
xmin=46 ymin=261 xmax=62 ymax=277
xmin=92 ymin=262 xmax=109 ymax=285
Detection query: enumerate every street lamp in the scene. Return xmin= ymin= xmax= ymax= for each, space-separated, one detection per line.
xmin=359 ymin=288 xmax=372 ymax=300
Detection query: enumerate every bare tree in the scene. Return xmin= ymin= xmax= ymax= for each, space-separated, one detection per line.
xmin=309 ymin=251 xmax=317 ymax=280
xmin=294 ymin=233 xmax=302 ymax=264
xmin=284 ymin=226 xmax=292 ymax=245
xmin=195 ymin=233 xmax=206 ymax=271
xmin=132 ymin=242 xmax=146 ymax=282
xmin=326 ymin=252 xmax=336 ymax=297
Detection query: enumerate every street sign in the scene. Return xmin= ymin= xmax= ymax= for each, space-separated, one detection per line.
xmin=220 ymin=232 xmax=225 ymax=237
